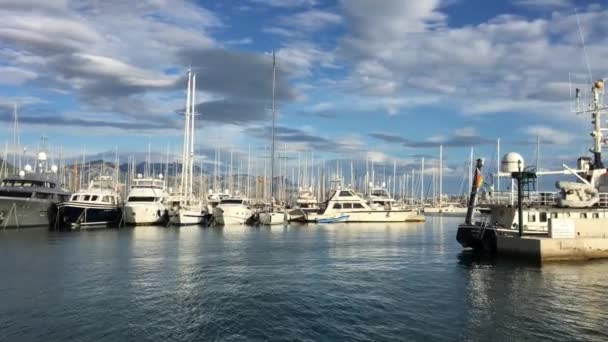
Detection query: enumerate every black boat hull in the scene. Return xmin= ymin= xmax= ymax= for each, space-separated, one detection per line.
xmin=456 ymin=223 xmax=497 ymax=253
xmin=58 ymin=204 xmax=122 ymax=229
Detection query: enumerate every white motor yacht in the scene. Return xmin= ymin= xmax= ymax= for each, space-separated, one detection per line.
xmin=213 ymin=196 xmax=254 ymax=225
xmin=123 ymin=174 xmax=169 ymax=225
xmin=308 ymin=187 xmax=424 ymax=223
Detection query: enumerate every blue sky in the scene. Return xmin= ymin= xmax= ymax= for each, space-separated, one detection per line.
xmin=0 ymin=0 xmax=607 ymax=191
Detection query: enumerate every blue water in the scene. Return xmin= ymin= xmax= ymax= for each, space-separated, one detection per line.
xmin=1 ymin=217 xmax=607 ymax=341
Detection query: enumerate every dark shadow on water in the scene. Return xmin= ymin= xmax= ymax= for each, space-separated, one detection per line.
xmin=457 ymin=249 xmax=542 ymax=269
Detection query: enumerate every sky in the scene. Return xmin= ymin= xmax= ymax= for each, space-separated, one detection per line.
xmin=1 ymin=0 xmax=607 ymax=192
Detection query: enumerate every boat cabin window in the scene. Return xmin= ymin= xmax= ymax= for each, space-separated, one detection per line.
xmin=539 ymin=212 xmax=547 ymax=222
xmin=353 ymin=203 xmax=364 ymax=209
xmin=102 ymin=196 xmax=111 ymax=203
xmin=339 ymin=191 xmax=353 ymax=197
xmin=333 ymin=203 xmax=342 ymax=209
xmin=593 ymin=213 xmax=600 ymax=219
xmin=71 ymin=195 xmax=78 ymax=201
xmin=83 ymin=195 xmax=91 ymax=201
xmin=551 ymin=212 xmax=558 ymax=218
xmin=371 ymin=190 xmax=388 ymax=197
xmin=91 ymin=195 xmax=99 ymax=201
xmin=221 ymin=199 xmax=244 ymax=205
xmin=580 ymin=213 xmax=587 ymax=219
xmin=0 ymin=190 xmax=32 ymax=198
xmin=128 ymin=196 xmax=156 ymax=202
xmin=343 ymin=203 xmax=352 ymax=209
xmin=528 ymin=213 xmax=536 ymax=222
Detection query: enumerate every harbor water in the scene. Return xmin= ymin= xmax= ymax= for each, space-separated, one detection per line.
xmin=1 ymin=217 xmax=607 ymax=341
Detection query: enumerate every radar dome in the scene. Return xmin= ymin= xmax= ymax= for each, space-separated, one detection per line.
xmin=37 ymin=152 xmax=47 ymax=161
xmin=158 ymin=173 xmax=163 ymax=179
xmin=18 ymin=170 xmax=25 ymax=178
xmin=24 ymin=164 xmax=33 ymax=173
xmin=50 ymin=165 xmax=58 ymax=173
xmin=501 ymin=152 xmax=524 ymax=173
xmin=137 ymin=173 xmax=143 ymax=179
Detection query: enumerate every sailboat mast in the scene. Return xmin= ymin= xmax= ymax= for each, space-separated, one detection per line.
xmin=270 ymin=50 xmax=277 ymax=206
xmin=190 ymin=74 xmax=196 ymax=197
xmin=181 ymin=70 xmax=192 ymax=196
xmin=439 ymin=145 xmax=443 ymax=208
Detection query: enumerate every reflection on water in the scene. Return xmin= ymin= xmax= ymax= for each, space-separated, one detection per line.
xmin=1 ymin=218 xmax=607 ymax=341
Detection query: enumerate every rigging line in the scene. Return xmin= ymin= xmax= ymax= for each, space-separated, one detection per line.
xmin=575 ymin=8 xmax=593 ymax=83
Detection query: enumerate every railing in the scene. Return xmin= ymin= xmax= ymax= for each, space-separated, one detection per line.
xmin=481 ymin=191 xmax=608 ymax=208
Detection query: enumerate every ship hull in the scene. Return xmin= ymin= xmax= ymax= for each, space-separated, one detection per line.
xmin=307 ymin=209 xmax=423 ymax=223
xmin=124 ymin=203 xmax=168 ymax=226
xmin=0 ymin=197 xmax=57 ymax=228
xmin=58 ymin=203 xmax=122 ymax=229
xmin=456 ymin=223 xmax=497 ymax=252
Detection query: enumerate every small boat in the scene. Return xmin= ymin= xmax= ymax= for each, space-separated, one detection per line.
xmin=57 ymin=176 xmax=122 ymax=229
xmin=316 ymin=215 xmax=350 ymax=223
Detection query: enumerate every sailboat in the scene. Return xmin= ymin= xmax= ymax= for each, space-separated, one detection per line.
xmin=167 ymin=70 xmax=206 ymax=226
xmin=424 ymin=145 xmax=470 ymax=216
xmin=258 ymin=51 xmax=286 ymax=226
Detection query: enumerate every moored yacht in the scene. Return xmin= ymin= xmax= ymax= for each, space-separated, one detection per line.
xmin=123 ymin=174 xmax=169 ymax=225
xmin=287 ymin=188 xmax=320 ymax=222
xmin=307 ymin=186 xmax=424 ymax=223
xmin=366 ymin=184 xmax=398 ymax=210
xmin=0 ymin=152 xmax=70 ymax=228
xmin=212 ymin=195 xmax=254 ymax=225
xmin=57 ymin=175 xmax=122 ymax=229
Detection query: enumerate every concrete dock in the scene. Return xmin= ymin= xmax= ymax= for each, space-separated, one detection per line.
xmin=497 ymin=218 xmax=608 ymax=262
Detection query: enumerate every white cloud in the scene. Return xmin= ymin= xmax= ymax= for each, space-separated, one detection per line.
xmin=0 ymin=66 xmax=37 ymax=85
xmin=250 ymin=0 xmax=317 ymax=8
xmin=525 ymin=125 xmax=577 ymax=144
xmin=512 ymin=0 xmax=574 ymax=9
xmin=337 ymin=1 xmax=608 ymax=121
xmin=278 ymin=10 xmax=342 ymax=32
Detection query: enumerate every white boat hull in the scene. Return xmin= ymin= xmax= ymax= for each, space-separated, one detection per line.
xmin=213 ymin=206 xmax=253 ymax=225
xmin=258 ymin=211 xmax=286 ymax=225
xmin=308 ymin=209 xmax=424 ymax=223
xmin=124 ymin=203 xmax=168 ymax=225
xmin=169 ymin=207 xmax=203 ymax=226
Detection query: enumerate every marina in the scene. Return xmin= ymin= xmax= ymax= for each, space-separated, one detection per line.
xmin=3 ymin=0 xmax=608 ymax=340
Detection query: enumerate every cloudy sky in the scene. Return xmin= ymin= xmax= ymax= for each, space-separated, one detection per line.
xmin=1 ymin=0 xmax=607 ymax=189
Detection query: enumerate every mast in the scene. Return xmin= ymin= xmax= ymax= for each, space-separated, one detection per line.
xmin=591 ymin=81 xmax=604 ymax=168
xmin=270 ymin=50 xmax=277 ymax=207
xmin=181 ymin=70 xmax=192 ymax=196
xmin=496 ymin=138 xmax=500 ymax=192
xmin=190 ymin=73 xmax=196 ymax=197
xmin=420 ymin=157 xmax=424 ymax=204
xmin=439 ymin=145 xmax=443 ymax=208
